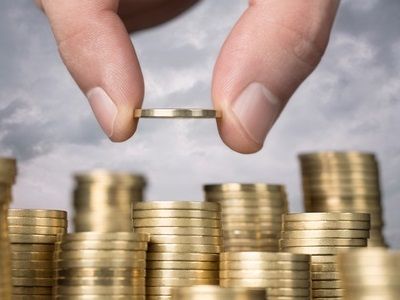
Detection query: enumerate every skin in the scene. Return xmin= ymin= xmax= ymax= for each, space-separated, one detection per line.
xmin=36 ymin=0 xmax=340 ymax=154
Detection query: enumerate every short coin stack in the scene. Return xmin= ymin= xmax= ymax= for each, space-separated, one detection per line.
xmin=8 ymin=209 xmax=67 ymax=299
xmin=132 ymin=201 xmax=222 ymax=300
xmin=299 ymin=152 xmax=386 ymax=247
xmin=55 ymin=232 xmax=149 ymax=299
xmin=73 ymin=170 xmax=146 ymax=232
xmin=171 ymin=285 xmax=267 ymax=300
xmin=337 ymin=248 xmax=400 ymax=300
xmin=219 ymin=252 xmax=311 ymax=300
xmin=204 ymin=183 xmax=288 ymax=251
xmin=281 ymin=213 xmax=371 ymax=300
xmin=0 ymin=157 xmax=17 ymax=300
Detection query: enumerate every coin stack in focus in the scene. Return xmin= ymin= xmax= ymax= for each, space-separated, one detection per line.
xmin=220 ymin=252 xmax=311 ymax=300
xmin=281 ymin=213 xmax=370 ymax=300
xmin=0 ymin=157 xmax=17 ymax=300
xmin=73 ymin=170 xmax=146 ymax=232
xmin=55 ymin=232 xmax=149 ymax=299
xmin=299 ymin=152 xmax=386 ymax=247
xmin=337 ymin=248 xmax=400 ymax=300
xmin=171 ymin=285 xmax=267 ymax=300
xmin=204 ymin=183 xmax=288 ymax=251
xmin=8 ymin=209 xmax=67 ymax=299
xmin=132 ymin=201 xmax=222 ymax=300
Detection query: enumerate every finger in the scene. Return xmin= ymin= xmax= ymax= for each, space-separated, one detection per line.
xmin=40 ymin=0 xmax=144 ymax=141
xmin=213 ymin=0 xmax=340 ymax=153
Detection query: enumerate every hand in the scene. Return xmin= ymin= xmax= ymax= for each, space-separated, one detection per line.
xmin=37 ymin=0 xmax=340 ymax=154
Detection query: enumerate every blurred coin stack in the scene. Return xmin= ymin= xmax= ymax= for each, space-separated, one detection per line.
xmin=171 ymin=285 xmax=267 ymax=300
xmin=55 ymin=232 xmax=149 ymax=299
xmin=73 ymin=170 xmax=146 ymax=232
xmin=8 ymin=209 xmax=67 ymax=299
xmin=281 ymin=213 xmax=370 ymax=300
xmin=220 ymin=252 xmax=311 ymax=300
xmin=132 ymin=201 xmax=221 ymax=300
xmin=299 ymin=152 xmax=386 ymax=247
xmin=204 ymin=183 xmax=288 ymax=251
xmin=337 ymin=248 xmax=400 ymax=300
xmin=0 ymin=157 xmax=17 ymax=300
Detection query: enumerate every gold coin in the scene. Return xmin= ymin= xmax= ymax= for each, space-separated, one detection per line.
xmin=310 ymin=255 xmax=337 ymax=263
xmin=133 ymin=210 xmax=220 ymax=219
xmin=146 ymin=277 xmax=218 ymax=287
xmin=148 ymin=244 xmax=220 ymax=253
xmin=147 ymin=253 xmax=219 ymax=262
xmin=12 ymin=268 xmax=53 ymax=278
xmin=283 ymin=220 xmax=370 ymax=230
xmin=57 ymin=259 xmax=146 ymax=269
xmin=281 ymin=229 xmax=370 ymax=239
xmin=266 ymin=288 xmax=310 ymax=297
xmin=58 ymin=268 xmax=141 ymax=278
xmin=312 ymin=280 xmax=342 ymax=289
xmin=12 ymin=277 xmax=53 ymax=286
xmin=284 ymin=212 xmax=370 ymax=222
xmin=282 ymin=246 xmax=364 ymax=255
xmin=222 ymin=223 xmax=281 ymax=231
xmin=222 ymin=215 xmax=282 ymax=223
xmin=57 ymin=277 xmax=144 ymax=286
xmin=222 ymin=246 xmax=279 ymax=252
xmin=8 ymin=225 xmax=65 ymax=235
xmin=221 ymin=207 xmax=285 ymax=215
xmin=7 ymin=217 xmax=67 ymax=227
xmin=13 ymin=286 xmax=52 ymax=295
xmin=204 ymin=183 xmax=285 ymax=193
xmin=11 ymin=244 xmax=55 ymax=252
xmin=12 ymin=260 xmax=53 ymax=269
xmin=220 ymin=260 xmax=310 ymax=271
xmin=147 ymin=269 xmax=218 ymax=278
xmin=9 ymin=234 xmax=57 ymax=244
xmin=11 ymin=251 xmax=54 ymax=261
xmin=223 ymin=238 xmax=279 ymax=247
xmin=56 ymin=296 xmax=145 ymax=300
xmin=134 ymin=201 xmax=219 ymax=211
xmin=280 ymin=238 xmax=368 ymax=247
xmin=171 ymin=285 xmax=266 ymax=299
xmin=312 ymin=271 xmax=341 ymax=280
xmin=56 ymin=285 xmax=145 ymax=295
xmin=220 ymin=278 xmax=310 ymax=288
xmin=219 ymin=270 xmax=310 ymax=280
xmin=134 ymin=108 xmax=221 ymax=119
xmin=9 ymin=209 xmax=67 ymax=219
xmin=220 ymin=252 xmax=310 ymax=262
xmin=11 ymin=295 xmax=52 ymax=300
xmin=312 ymin=289 xmax=344 ymax=297
xmin=57 ymin=250 xmax=146 ymax=260
xmin=311 ymin=263 xmax=339 ymax=272
xmin=60 ymin=241 xmax=148 ymax=251
xmin=147 ymin=261 xmax=218 ymax=270
xmin=135 ymin=227 xmax=221 ymax=236
xmin=61 ymin=232 xmax=149 ymax=242
xmin=222 ymin=230 xmax=278 ymax=239
xmin=133 ymin=218 xmax=220 ymax=228
xmin=149 ymin=235 xmax=221 ymax=245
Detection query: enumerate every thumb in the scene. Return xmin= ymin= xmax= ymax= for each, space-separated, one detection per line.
xmin=213 ymin=0 xmax=340 ymax=153
xmin=40 ymin=0 xmax=144 ymax=141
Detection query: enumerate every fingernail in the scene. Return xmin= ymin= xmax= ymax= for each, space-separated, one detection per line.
xmin=86 ymin=87 xmax=118 ymax=138
xmin=231 ymin=82 xmax=282 ymax=145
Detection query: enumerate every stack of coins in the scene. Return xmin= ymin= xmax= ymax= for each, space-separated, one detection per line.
xmin=132 ymin=201 xmax=221 ymax=300
xmin=73 ymin=170 xmax=146 ymax=232
xmin=219 ymin=252 xmax=311 ymax=300
xmin=171 ymin=285 xmax=267 ymax=300
xmin=299 ymin=152 xmax=386 ymax=247
xmin=0 ymin=157 xmax=17 ymax=300
xmin=8 ymin=209 xmax=67 ymax=299
xmin=337 ymin=248 xmax=400 ymax=300
xmin=281 ymin=213 xmax=371 ymax=300
xmin=204 ymin=183 xmax=288 ymax=251
xmin=55 ymin=232 xmax=149 ymax=299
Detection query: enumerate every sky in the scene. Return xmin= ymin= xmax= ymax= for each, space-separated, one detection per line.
xmin=0 ymin=0 xmax=399 ymax=246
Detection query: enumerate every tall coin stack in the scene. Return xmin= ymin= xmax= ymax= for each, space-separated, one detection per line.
xmin=337 ymin=248 xmax=400 ymax=300
xmin=220 ymin=252 xmax=311 ymax=300
xmin=204 ymin=183 xmax=288 ymax=251
xmin=281 ymin=213 xmax=370 ymax=300
xmin=8 ymin=209 xmax=67 ymax=299
xmin=132 ymin=201 xmax=222 ymax=300
xmin=55 ymin=232 xmax=149 ymax=299
xmin=0 ymin=157 xmax=17 ymax=300
xmin=171 ymin=285 xmax=267 ymax=300
xmin=73 ymin=170 xmax=146 ymax=232
xmin=299 ymin=152 xmax=386 ymax=247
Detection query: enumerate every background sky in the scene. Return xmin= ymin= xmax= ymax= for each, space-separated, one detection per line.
xmin=1 ymin=0 xmax=399 ymax=246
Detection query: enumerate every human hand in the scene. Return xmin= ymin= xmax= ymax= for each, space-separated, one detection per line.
xmin=37 ymin=0 xmax=340 ymax=153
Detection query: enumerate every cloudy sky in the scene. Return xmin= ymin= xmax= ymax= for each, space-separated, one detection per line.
xmin=1 ymin=0 xmax=399 ymax=246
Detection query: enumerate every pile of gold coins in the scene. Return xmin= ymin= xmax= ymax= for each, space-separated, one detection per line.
xmin=171 ymin=285 xmax=266 ymax=300
xmin=8 ymin=209 xmax=67 ymax=299
xmin=0 ymin=157 xmax=17 ymax=300
xmin=299 ymin=151 xmax=387 ymax=247
xmin=204 ymin=183 xmax=288 ymax=251
xmin=281 ymin=212 xmax=371 ymax=299
xmin=132 ymin=201 xmax=221 ymax=299
xmin=219 ymin=252 xmax=311 ymax=299
xmin=73 ymin=170 xmax=146 ymax=232
xmin=337 ymin=248 xmax=400 ymax=300
xmin=55 ymin=232 xmax=149 ymax=299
